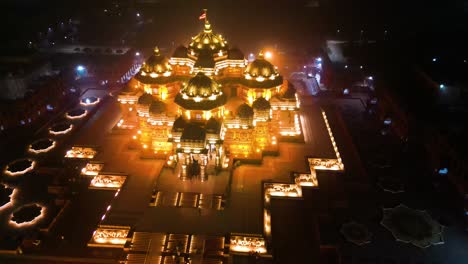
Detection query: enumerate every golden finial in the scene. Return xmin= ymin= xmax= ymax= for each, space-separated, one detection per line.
xmin=154 ymin=46 xmax=160 ymax=54
xmin=258 ymin=50 xmax=264 ymax=58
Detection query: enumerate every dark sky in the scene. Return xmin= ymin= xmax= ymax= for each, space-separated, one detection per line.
xmin=0 ymin=0 xmax=467 ymax=54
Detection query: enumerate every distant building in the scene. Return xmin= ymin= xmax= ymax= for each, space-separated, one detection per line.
xmin=0 ymin=56 xmax=67 ymax=131
xmin=0 ymin=57 xmax=53 ymax=100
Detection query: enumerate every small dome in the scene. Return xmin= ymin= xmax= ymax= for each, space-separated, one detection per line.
xmin=228 ymin=47 xmax=244 ymax=60
xmin=237 ymin=103 xmax=254 ymax=118
xmin=206 ymin=117 xmax=221 ymax=133
xmin=172 ymin=45 xmax=188 ymax=58
xmin=141 ymin=47 xmax=172 ymax=74
xmin=282 ymin=83 xmax=297 ymax=99
xmin=181 ymin=124 xmax=206 ymax=141
xmin=173 ymin=116 xmax=187 ymax=131
xmin=245 ymin=51 xmax=278 ymax=78
xmin=120 ymin=84 xmax=137 ymax=95
xmin=182 ymin=72 xmax=221 ymax=97
xmin=175 ymin=73 xmax=226 ymax=110
xmin=149 ymin=100 xmax=166 ymax=115
xmin=189 ymin=20 xmax=228 ymax=55
xmin=252 ymin=97 xmax=271 ymax=110
xmin=137 ymin=93 xmax=154 ymax=105
xmin=194 ymin=51 xmax=215 ymax=68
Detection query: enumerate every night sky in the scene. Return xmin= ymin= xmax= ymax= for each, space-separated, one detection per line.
xmin=1 ymin=0 xmax=467 ymax=53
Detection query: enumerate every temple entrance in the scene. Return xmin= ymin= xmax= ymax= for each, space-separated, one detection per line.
xmin=230 ymin=86 xmax=238 ymax=98
xmin=177 ymin=152 xmax=218 ymax=181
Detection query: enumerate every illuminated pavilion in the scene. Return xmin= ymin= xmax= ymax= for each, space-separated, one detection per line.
xmin=118 ymin=14 xmax=300 ymax=175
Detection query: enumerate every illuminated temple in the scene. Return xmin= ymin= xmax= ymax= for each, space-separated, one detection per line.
xmin=118 ymin=15 xmax=300 ymax=178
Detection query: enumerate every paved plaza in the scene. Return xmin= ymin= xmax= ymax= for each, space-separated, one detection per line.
xmin=23 ymin=85 xmax=338 ymax=262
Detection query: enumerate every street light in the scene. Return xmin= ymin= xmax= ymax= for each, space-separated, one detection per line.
xmin=136 ymin=13 xmax=140 ymax=17
xmin=135 ymin=52 xmax=140 ymax=56
xmin=76 ymin=65 xmax=85 ymax=72
xmin=432 ymin=57 xmax=437 ymax=62
xmin=439 ymin=84 xmax=445 ymax=89
xmin=265 ymin=51 xmax=272 ymax=59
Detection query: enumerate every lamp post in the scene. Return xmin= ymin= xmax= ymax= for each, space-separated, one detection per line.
xmin=75 ymin=65 xmax=87 ymax=79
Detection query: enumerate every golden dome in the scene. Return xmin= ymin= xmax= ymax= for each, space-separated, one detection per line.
xmin=181 ymin=72 xmax=221 ymax=97
xmin=245 ymin=51 xmax=279 ymax=79
xmin=189 ymin=20 xmax=228 ymax=55
xmin=140 ymin=47 xmax=172 ymax=75
xmin=175 ymin=72 xmax=226 ymax=110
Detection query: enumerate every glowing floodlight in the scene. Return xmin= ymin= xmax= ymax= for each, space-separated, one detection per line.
xmin=230 ymin=234 xmax=267 ymax=254
xmin=81 ymin=162 xmax=104 ymax=176
xmin=88 ymin=225 xmax=130 ymax=248
xmin=65 ymin=146 xmax=97 ymax=159
xmin=80 ymin=97 xmax=100 ymax=106
xmin=89 ymin=174 xmax=127 ymax=190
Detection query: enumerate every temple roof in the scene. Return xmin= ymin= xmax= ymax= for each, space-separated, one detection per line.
xmin=237 ymin=103 xmax=254 ymax=118
xmin=175 ymin=72 xmax=226 ymax=110
xmin=282 ymin=83 xmax=297 ymax=99
xmin=174 ymin=93 xmax=227 ymax=110
xmin=134 ymin=74 xmax=189 ymax=85
xmin=252 ymin=97 xmax=271 ymax=110
xmin=189 ymin=19 xmax=228 ymax=55
xmin=218 ymin=76 xmax=284 ymax=89
xmin=194 ymin=51 xmax=215 ymax=68
xmin=244 ymin=51 xmax=282 ymax=88
xmin=149 ymin=100 xmax=166 ymax=115
xmin=228 ymin=48 xmax=244 ymax=60
xmin=140 ymin=47 xmax=172 ymax=74
xmin=172 ymin=116 xmax=187 ymax=132
xmin=205 ymin=117 xmax=221 ymax=133
xmin=245 ymin=51 xmax=278 ymax=78
xmin=182 ymin=72 xmax=221 ymax=97
xmin=120 ymin=84 xmax=138 ymax=95
xmin=172 ymin=45 xmax=188 ymax=58
xmin=181 ymin=123 xmax=206 ymax=141
xmin=137 ymin=93 xmax=154 ymax=105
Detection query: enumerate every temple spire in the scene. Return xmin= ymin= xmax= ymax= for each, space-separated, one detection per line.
xmin=258 ymin=50 xmax=264 ymax=59
xmin=202 ymin=9 xmax=212 ymax=33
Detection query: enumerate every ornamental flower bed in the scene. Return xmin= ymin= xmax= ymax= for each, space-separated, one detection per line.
xmin=29 ymin=138 xmax=56 ymax=154
xmin=10 ymin=203 xmax=45 ymax=228
xmin=49 ymin=122 xmax=73 ymax=135
xmin=80 ymin=96 xmax=100 ymax=106
xmin=4 ymin=158 xmax=35 ymax=176
xmin=65 ymin=108 xmax=87 ymax=119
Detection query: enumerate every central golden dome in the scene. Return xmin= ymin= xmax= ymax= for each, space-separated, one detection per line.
xmin=182 ymin=72 xmax=221 ymax=97
xmin=189 ymin=20 xmax=227 ymax=55
xmin=175 ymin=72 xmax=226 ymax=110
